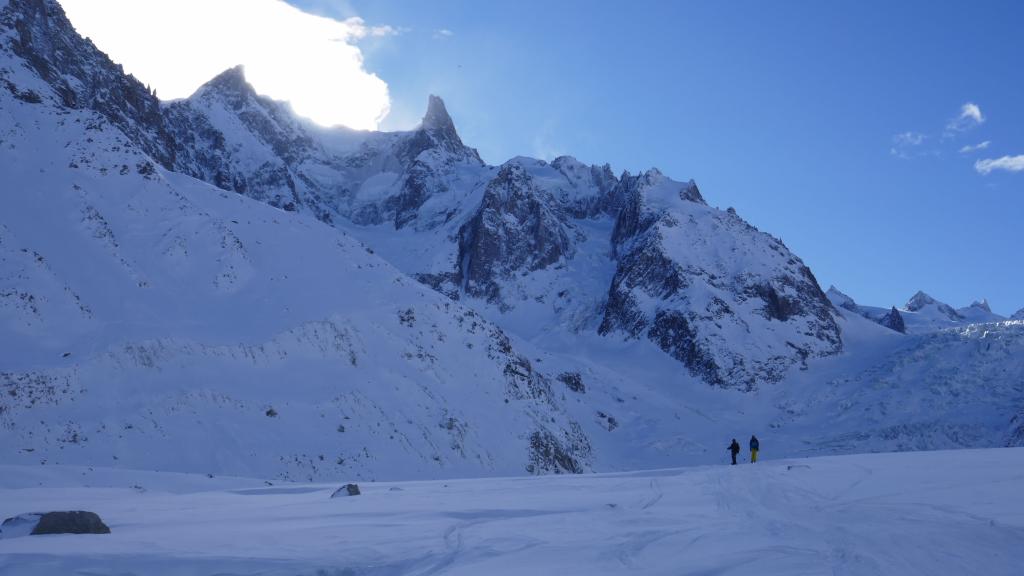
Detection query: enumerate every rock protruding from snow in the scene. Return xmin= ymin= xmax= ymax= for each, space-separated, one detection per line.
xmin=29 ymin=511 xmax=110 ymax=535
xmin=331 ymin=484 xmax=361 ymax=497
xmin=878 ymin=306 xmax=906 ymax=333
xmin=1013 ymin=308 xmax=1024 ymax=321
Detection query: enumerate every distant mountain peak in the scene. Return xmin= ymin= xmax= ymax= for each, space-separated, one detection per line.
xmin=826 ymin=286 xmax=858 ymax=312
xmin=905 ymin=291 xmax=964 ymax=321
xmin=969 ymin=299 xmax=992 ymax=313
xmin=397 ymin=94 xmax=480 ymax=164
xmin=422 ymin=95 xmax=455 ymax=134
xmin=196 ymin=65 xmax=256 ymax=100
xmin=1013 ymin=308 xmax=1024 ymax=321
xmin=906 ymin=291 xmax=937 ymax=311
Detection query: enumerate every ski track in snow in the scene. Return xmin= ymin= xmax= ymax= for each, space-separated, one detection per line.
xmin=1 ymin=448 xmax=1023 ymax=576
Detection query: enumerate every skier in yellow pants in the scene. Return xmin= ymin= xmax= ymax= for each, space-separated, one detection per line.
xmin=749 ymin=435 xmax=760 ymax=463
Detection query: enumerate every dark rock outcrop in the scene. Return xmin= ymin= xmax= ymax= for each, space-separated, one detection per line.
xmin=526 ymin=424 xmax=591 ymax=475
xmin=557 ymin=371 xmax=586 ymax=393
xmin=331 ymin=483 xmax=361 ymax=497
xmin=878 ymin=306 xmax=906 ymax=333
xmin=28 ymin=511 xmax=110 ymax=535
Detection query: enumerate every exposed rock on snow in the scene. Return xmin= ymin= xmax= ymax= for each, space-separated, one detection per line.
xmin=331 ymin=484 xmax=360 ymax=497
xmin=31 ymin=511 xmax=111 ymax=535
xmin=878 ymin=306 xmax=906 ymax=333
xmin=0 ymin=511 xmax=112 ymax=536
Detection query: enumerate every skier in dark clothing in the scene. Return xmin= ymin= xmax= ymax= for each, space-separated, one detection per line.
xmin=750 ymin=435 xmax=760 ymax=463
xmin=728 ymin=439 xmax=740 ymax=465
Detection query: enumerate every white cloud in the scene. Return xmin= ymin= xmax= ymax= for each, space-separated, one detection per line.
xmin=893 ymin=132 xmax=926 ymax=146
xmin=890 ymin=131 xmax=926 ymax=158
xmin=946 ymin=102 xmax=985 ymax=134
xmin=433 ymin=29 xmax=455 ymax=39
xmin=959 ymin=140 xmax=991 ymax=154
xmin=975 ymin=155 xmax=1024 ymax=175
xmin=58 ymin=0 xmax=393 ymax=130
xmin=346 ymin=18 xmax=406 ymax=38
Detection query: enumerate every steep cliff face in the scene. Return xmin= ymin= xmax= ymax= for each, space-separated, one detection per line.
xmin=599 ymin=170 xmax=841 ymax=390
xmin=456 ymin=161 xmax=577 ymax=305
xmin=2 ymin=0 xmax=173 ymax=165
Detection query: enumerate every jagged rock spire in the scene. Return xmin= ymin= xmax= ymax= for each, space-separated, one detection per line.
xmin=879 ymin=306 xmax=906 ymax=333
xmin=397 ymin=95 xmax=481 ymax=164
xmin=422 ymin=95 xmax=457 ymax=136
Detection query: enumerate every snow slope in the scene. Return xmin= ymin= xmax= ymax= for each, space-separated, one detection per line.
xmin=0 ymin=26 xmax=604 ymax=480
xmin=2 ymin=448 xmax=1023 ymax=575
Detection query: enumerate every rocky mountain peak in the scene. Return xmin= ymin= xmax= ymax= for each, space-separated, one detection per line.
xmin=906 ymin=291 xmax=964 ymax=321
xmin=395 ymin=94 xmax=481 ymax=165
xmin=197 ymin=65 xmax=255 ymax=100
xmin=422 ymin=94 xmax=455 ymax=134
xmin=969 ymin=299 xmax=992 ymax=313
xmin=906 ymin=291 xmax=937 ymax=311
xmin=826 ymin=286 xmax=858 ymax=312
xmin=1013 ymin=308 xmax=1024 ymax=321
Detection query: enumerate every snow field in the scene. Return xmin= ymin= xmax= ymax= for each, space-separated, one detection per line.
xmin=2 ymin=448 xmax=1023 ymax=575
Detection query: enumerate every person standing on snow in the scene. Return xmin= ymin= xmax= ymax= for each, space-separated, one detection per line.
xmin=749 ymin=435 xmax=760 ymax=463
xmin=728 ymin=438 xmax=740 ymax=465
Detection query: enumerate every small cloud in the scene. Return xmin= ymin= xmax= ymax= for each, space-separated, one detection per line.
xmin=433 ymin=29 xmax=454 ymax=39
xmin=893 ymin=132 xmax=926 ymax=146
xmin=975 ymin=154 xmax=1024 ymax=175
xmin=959 ymin=140 xmax=991 ymax=154
xmin=890 ymin=131 xmax=926 ymax=158
xmin=345 ymin=17 xmax=407 ymax=39
xmin=945 ymin=102 xmax=985 ymax=134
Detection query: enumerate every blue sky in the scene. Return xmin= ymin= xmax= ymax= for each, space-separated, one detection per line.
xmin=297 ymin=1 xmax=1023 ymax=313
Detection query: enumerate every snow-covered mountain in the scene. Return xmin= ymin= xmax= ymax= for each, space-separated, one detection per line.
xmin=2 ymin=0 xmax=1023 ymax=481
xmin=827 ymin=286 xmax=1008 ymax=335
